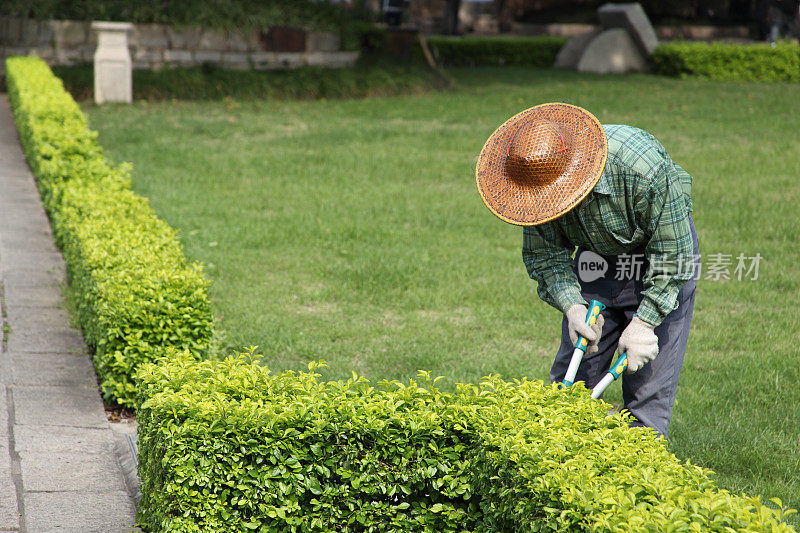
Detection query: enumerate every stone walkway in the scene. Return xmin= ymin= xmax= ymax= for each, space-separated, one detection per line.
xmin=0 ymin=94 xmax=139 ymax=531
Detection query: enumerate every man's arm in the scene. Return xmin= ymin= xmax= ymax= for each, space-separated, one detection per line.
xmin=636 ymin=162 xmax=694 ymax=326
xmin=522 ymin=223 xmax=585 ymax=313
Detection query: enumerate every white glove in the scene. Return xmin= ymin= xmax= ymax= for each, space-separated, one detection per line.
xmin=619 ymin=316 xmax=659 ymax=373
xmin=566 ymin=304 xmax=604 ymax=355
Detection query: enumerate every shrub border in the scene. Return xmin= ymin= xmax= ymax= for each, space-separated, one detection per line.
xmin=135 ymin=351 xmax=796 ymax=532
xmin=5 ymin=56 xmax=214 ymax=407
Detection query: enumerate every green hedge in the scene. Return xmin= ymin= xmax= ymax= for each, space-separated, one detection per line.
xmin=136 ymin=350 xmax=796 ymax=532
xmin=652 ymin=41 xmax=800 ymax=82
xmin=427 ymin=36 xmax=567 ymax=67
xmin=51 ymin=61 xmax=440 ymax=102
xmin=5 ymin=56 xmax=213 ymax=407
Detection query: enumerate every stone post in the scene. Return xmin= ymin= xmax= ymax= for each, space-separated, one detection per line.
xmin=91 ymin=21 xmax=133 ymax=104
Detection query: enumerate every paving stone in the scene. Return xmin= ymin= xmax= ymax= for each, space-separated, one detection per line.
xmin=12 ymin=386 xmax=107 ymax=428
xmin=14 ymin=425 xmax=114 ymax=454
xmin=2 ymin=285 xmax=64 ymax=308
xmin=20 ymin=450 xmax=128 ymax=492
xmin=1 ymin=221 xmax=54 ymax=238
xmin=0 ymin=186 xmax=40 ymax=204
xmin=0 ymin=385 xmax=8 ymax=438
xmin=7 ymin=328 xmax=85 ymax=354
xmin=24 ymin=491 xmax=137 ymax=532
xmin=0 ymin=232 xmax=59 ymax=255
xmin=6 ymin=306 xmax=71 ymax=328
xmin=0 ymin=175 xmax=36 ymax=185
xmin=1 ymin=264 xmax=64 ymax=288
xmin=0 ymin=213 xmax=52 ymax=232
xmin=0 ymin=195 xmax=43 ymax=210
xmin=0 ymin=160 xmax=31 ymax=175
xmin=0 ymin=251 xmax=64 ymax=273
xmin=0 ymin=445 xmax=21 ymax=531
xmin=10 ymin=352 xmax=96 ymax=387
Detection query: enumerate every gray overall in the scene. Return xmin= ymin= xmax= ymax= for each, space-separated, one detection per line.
xmin=550 ymin=217 xmax=699 ymax=437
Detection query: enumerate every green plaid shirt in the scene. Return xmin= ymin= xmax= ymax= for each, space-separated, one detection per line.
xmin=522 ymin=125 xmax=694 ymax=326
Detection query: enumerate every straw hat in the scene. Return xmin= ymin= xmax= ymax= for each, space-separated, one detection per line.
xmin=475 ymin=103 xmax=608 ymax=226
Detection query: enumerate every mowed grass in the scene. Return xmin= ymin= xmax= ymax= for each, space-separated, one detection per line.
xmin=83 ymin=67 xmax=800 ymax=519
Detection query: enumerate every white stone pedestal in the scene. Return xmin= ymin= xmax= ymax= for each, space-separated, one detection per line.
xmin=91 ymin=21 xmax=133 ymax=104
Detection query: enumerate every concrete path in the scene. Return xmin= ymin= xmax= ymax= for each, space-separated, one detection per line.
xmin=0 ymin=94 xmax=139 ymax=531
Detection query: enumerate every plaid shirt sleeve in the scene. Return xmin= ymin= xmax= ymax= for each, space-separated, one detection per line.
xmin=636 ymin=161 xmax=694 ymax=326
xmin=522 ymin=223 xmax=587 ymax=314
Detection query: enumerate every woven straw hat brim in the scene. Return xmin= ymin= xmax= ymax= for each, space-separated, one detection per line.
xmin=475 ymin=103 xmax=608 ymax=226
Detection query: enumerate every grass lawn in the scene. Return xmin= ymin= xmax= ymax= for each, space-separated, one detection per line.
xmin=83 ymin=67 xmax=800 ymax=521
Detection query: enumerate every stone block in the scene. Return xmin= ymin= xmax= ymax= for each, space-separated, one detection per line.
xmin=0 ymin=46 xmax=29 ymax=59
xmin=597 ymin=2 xmax=658 ymax=56
xmin=19 ymin=18 xmax=42 ymax=46
xmin=274 ymin=52 xmax=304 ymax=69
xmin=576 ymin=28 xmax=647 ymax=74
xmin=21 ymin=450 xmax=127 ymax=492
xmin=306 ymin=31 xmax=340 ymax=52
xmin=132 ymin=23 xmax=168 ymax=48
xmin=54 ymin=47 xmax=84 ymax=66
xmin=77 ymin=42 xmax=96 ymax=62
xmin=225 ymin=30 xmax=250 ymax=52
xmin=164 ymin=49 xmax=193 ymax=64
xmin=29 ymin=45 xmax=56 ymax=61
xmin=194 ymin=50 xmax=222 ymax=64
xmin=305 ymin=51 xmax=360 ymax=69
xmin=59 ymin=20 xmax=90 ymax=47
xmin=24 ymin=491 xmax=137 ymax=532
xmin=134 ymin=48 xmax=164 ymax=63
xmin=222 ymin=52 xmax=250 ymax=69
xmin=555 ymin=28 xmax=602 ymax=69
xmin=198 ymin=28 xmax=227 ymax=51
xmin=40 ymin=20 xmax=60 ymax=46
xmin=249 ymin=52 xmax=277 ymax=70
xmin=10 ymin=352 xmax=97 ymax=387
xmin=166 ymin=25 xmax=202 ymax=49
xmin=14 ymin=425 xmax=115 ymax=454
xmin=1 ymin=18 xmax=21 ymax=46
xmin=12 ymin=385 xmax=106 ymax=428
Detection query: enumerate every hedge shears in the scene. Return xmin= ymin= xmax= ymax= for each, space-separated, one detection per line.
xmin=562 ymin=299 xmax=628 ymax=399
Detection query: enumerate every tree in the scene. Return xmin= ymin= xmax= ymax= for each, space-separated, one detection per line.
xmin=442 ymin=0 xmax=461 ymax=34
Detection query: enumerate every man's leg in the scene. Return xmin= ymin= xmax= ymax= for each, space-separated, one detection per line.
xmin=620 ymin=218 xmax=699 ymax=437
xmin=620 ymin=284 xmax=695 ymax=437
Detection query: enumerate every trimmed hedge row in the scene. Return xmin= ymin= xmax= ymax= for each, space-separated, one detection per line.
xmin=5 ymin=56 xmax=213 ymax=407
xmin=427 ymin=36 xmax=567 ymax=67
xmin=136 ymin=350 xmax=796 ymax=532
xmin=652 ymin=41 xmax=800 ymax=82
